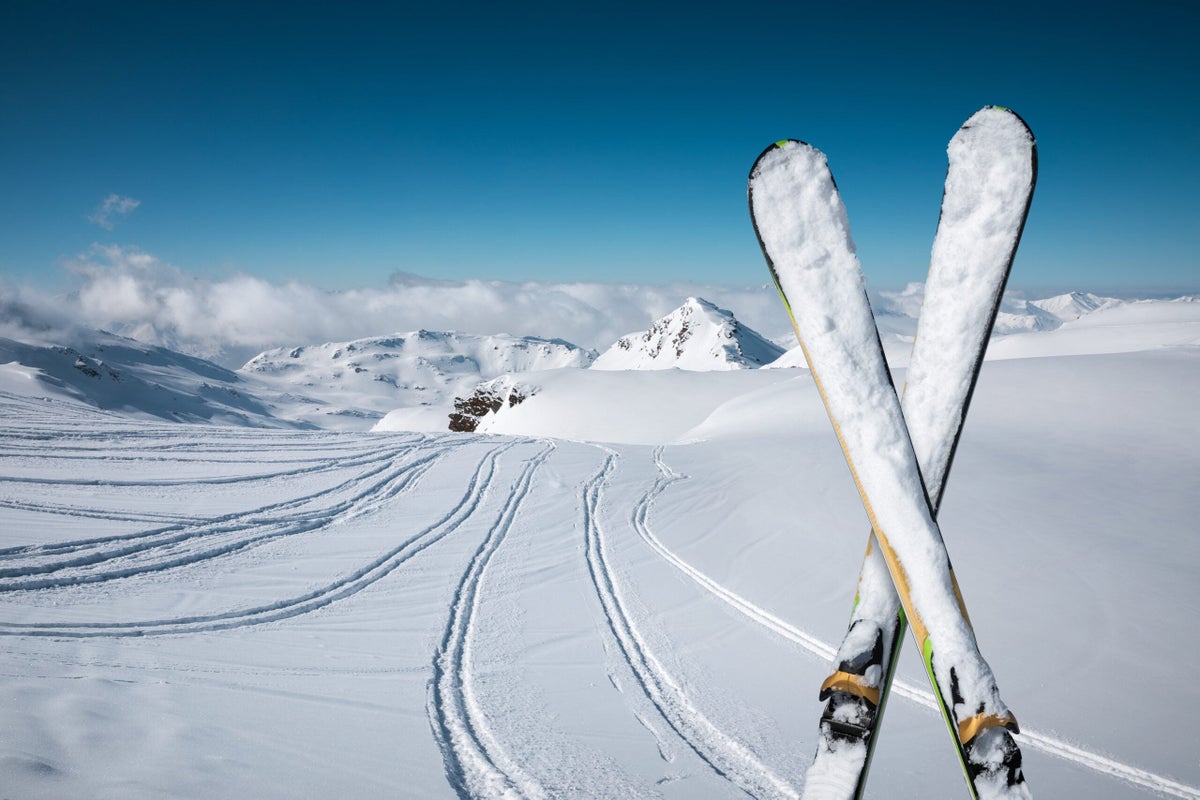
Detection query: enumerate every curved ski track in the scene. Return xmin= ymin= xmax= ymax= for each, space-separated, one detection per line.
xmin=583 ymin=449 xmax=799 ymax=800
xmin=0 ymin=439 xmax=464 ymax=591
xmin=0 ymin=440 xmax=514 ymax=637
xmin=635 ymin=448 xmax=1200 ymax=800
xmin=1 ymin=386 xmax=1195 ymax=800
xmin=430 ymin=440 xmax=553 ymax=800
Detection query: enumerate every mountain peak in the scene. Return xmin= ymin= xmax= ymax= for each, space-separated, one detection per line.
xmin=1028 ymin=291 xmax=1120 ymax=321
xmin=591 ymin=297 xmax=784 ymax=371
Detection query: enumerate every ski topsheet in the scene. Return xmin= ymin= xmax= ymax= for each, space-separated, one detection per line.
xmin=748 ymin=108 xmax=1034 ymax=799
xmin=804 ymin=108 xmax=1038 ymax=799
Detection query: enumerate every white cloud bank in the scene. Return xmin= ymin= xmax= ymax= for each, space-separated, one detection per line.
xmin=2 ymin=245 xmax=798 ymax=368
xmin=87 ymin=194 xmax=141 ymax=230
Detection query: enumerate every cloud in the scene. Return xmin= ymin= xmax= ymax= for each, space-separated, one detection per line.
xmin=28 ymin=243 xmax=1145 ymax=372
xmin=7 ymin=244 xmax=798 ymax=368
xmin=88 ymin=194 xmax=140 ymax=230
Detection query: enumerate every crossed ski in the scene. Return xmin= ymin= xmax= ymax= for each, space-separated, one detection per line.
xmin=749 ymin=107 xmax=1037 ymax=799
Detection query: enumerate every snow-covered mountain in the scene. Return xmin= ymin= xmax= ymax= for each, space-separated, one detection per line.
xmin=241 ymin=330 xmax=595 ymax=429
xmin=591 ymin=297 xmax=785 ymax=371
xmin=991 ymin=291 xmax=1124 ymax=334
xmin=1 ymin=292 xmax=1194 ymax=434
xmin=1028 ymin=290 xmax=1122 ymax=320
xmin=0 ymin=332 xmax=297 ymax=427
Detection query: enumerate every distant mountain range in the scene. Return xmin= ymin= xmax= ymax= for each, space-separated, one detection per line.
xmin=2 ymin=292 xmax=1195 ymax=432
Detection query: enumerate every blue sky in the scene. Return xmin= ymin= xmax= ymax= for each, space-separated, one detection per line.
xmin=2 ymin=0 xmax=1196 ymax=293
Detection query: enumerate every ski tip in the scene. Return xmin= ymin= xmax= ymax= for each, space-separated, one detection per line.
xmin=963 ymin=105 xmax=1035 ymax=143
xmin=757 ymin=138 xmax=811 ymax=157
xmin=748 ymin=138 xmax=821 ymax=178
xmin=954 ymin=106 xmax=1038 ymax=185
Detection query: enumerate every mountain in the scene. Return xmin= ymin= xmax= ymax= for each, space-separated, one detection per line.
xmin=2 ymin=291 xmax=1192 ymax=435
xmin=986 ymin=291 xmax=1123 ymax=335
xmin=1029 ymin=291 xmax=1123 ymax=321
xmin=590 ymin=297 xmax=785 ymax=371
xmin=241 ymin=330 xmax=595 ymax=429
xmin=0 ymin=331 xmax=295 ymax=427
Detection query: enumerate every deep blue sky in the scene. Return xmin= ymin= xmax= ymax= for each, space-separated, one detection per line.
xmin=2 ymin=0 xmax=1196 ymax=293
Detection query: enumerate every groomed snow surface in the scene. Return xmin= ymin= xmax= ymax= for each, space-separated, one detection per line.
xmin=1 ymin=301 xmax=1199 ymax=799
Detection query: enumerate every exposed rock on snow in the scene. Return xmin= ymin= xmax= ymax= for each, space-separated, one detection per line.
xmin=591 ymin=297 xmax=785 ymax=371
xmin=447 ymin=376 xmax=531 ymax=433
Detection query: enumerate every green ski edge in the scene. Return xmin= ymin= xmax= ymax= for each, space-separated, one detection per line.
xmin=922 ymin=637 xmax=978 ymax=799
xmin=853 ymin=608 xmax=906 ymax=799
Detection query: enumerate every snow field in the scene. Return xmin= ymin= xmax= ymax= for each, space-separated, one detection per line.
xmin=0 ymin=344 xmax=1198 ymax=798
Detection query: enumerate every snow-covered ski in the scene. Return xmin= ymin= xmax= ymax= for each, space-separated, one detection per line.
xmin=802 ymin=107 xmax=1038 ymax=799
xmin=748 ymin=109 xmax=1035 ymax=800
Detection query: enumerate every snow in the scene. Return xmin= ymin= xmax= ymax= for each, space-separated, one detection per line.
xmin=592 ymin=297 xmax=785 ymax=371
xmin=0 ymin=332 xmax=295 ymax=428
xmin=988 ymin=297 xmax=1200 ymax=359
xmin=471 ymin=368 xmax=797 ymax=445
xmin=242 ymin=330 xmax=595 ymax=430
xmin=0 ymin=280 xmax=1198 ymax=797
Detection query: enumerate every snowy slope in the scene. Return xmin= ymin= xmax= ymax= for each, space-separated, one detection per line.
xmin=768 ymin=292 xmax=1195 ymax=370
xmin=240 ymin=330 xmax=595 ymax=429
xmin=988 ymin=296 xmax=1200 ymax=359
xmin=592 ymin=297 xmax=785 ymax=371
xmin=0 ymin=332 xmax=297 ymax=427
xmin=0 ymin=336 xmax=1197 ymax=799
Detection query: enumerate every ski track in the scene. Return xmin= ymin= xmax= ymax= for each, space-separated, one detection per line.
xmin=636 ymin=447 xmax=1200 ymax=800
xmin=2 ymin=391 xmax=1195 ymax=800
xmin=429 ymin=440 xmax=553 ymax=800
xmin=0 ymin=440 xmax=515 ymax=637
xmin=0 ymin=440 xmax=468 ymax=590
xmin=0 ymin=438 xmax=430 ymax=556
xmin=583 ymin=448 xmax=799 ymax=800
xmin=0 ymin=440 xmax=426 ymax=554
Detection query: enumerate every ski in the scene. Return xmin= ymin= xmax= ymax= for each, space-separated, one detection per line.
xmin=802 ymin=107 xmax=1038 ymax=799
xmin=748 ymin=108 xmax=1035 ymax=799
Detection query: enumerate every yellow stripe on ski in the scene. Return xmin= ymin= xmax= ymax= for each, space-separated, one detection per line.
xmin=778 ymin=300 xmax=983 ymax=798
